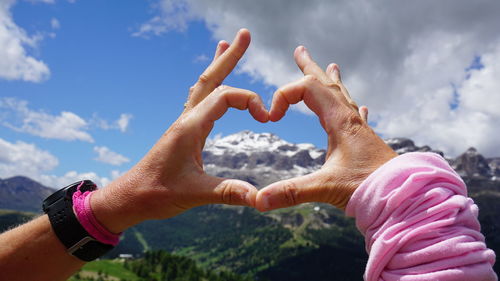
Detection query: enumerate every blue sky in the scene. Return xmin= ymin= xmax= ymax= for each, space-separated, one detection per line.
xmin=0 ymin=0 xmax=328 ymax=187
xmin=1 ymin=0 xmax=499 ymax=187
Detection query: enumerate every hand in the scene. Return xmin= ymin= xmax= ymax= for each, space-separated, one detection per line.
xmin=91 ymin=29 xmax=269 ymax=233
xmin=256 ymin=46 xmax=397 ymax=211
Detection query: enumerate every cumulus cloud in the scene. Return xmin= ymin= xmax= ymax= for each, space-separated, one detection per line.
xmin=29 ymin=0 xmax=55 ymax=3
xmin=0 ymin=0 xmax=50 ymax=82
xmin=0 ymin=137 xmax=121 ymax=188
xmin=132 ymin=0 xmax=196 ymax=37
xmin=92 ymin=113 xmax=133 ymax=133
xmin=93 ymin=146 xmax=130 ymax=166
xmin=0 ymin=98 xmax=133 ymax=141
xmin=193 ymin=54 xmax=209 ymax=63
xmin=50 ymin=18 xmax=60 ymax=29
xmin=39 ymin=170 xmax=121 ymax=189
xmin=0 ymin=137 xmax=59 ymax=180
xmin=116 ymin=114 xmax=133 ymax=132
xmin=136 ymin=0 xmax=500 ymax=156
xmin=0 ymin=98 xmax=94 ymax=142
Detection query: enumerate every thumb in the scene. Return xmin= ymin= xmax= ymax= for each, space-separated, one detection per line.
xmin=256 ymin=171 xmax=347 ymax=211
xmin=256 ymin=170 xmax=357 ymax=211
xmin=359 ymin=106 xmax=368 ymax=123
xmin=201 ymin=174 xmax=258 ymax=208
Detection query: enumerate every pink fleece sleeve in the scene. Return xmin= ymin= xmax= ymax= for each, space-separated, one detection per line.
xmin=345 ymin=152 xmax=497 ymax=281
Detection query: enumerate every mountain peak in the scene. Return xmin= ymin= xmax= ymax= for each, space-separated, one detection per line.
xmin=202 ymin=131 xmax=326 ymax=187
xmin=384 ymin=138 xmax=443 ymax=156
xmin=466 ymin=147 xmax=479 ymax=155
xmin=205 ymin=131 xmax=322 ymax=158
xmin=0 ymin=176 xmax=53 ymax=212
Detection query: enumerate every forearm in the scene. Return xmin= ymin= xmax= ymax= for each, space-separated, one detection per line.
xmin=0 ymin=215 xmax=84 ymax=281
xmin=0 ymin=178 xmax=141 ymax=281
xmin=0 ymin=28 xmax=260 ymax=281
xmin=346 ymin=152 xmax=497 ymax=281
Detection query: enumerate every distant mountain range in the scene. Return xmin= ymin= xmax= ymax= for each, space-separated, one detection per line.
xmin=203 ymin=130 xmax=500 ymax=188
xmin=1 ymin=131 xmax=499 ymax=280
xmin=2 ymin=131 xmax=499 ymax=208
xmin=0 ymin=176 xmax=53 ymax=213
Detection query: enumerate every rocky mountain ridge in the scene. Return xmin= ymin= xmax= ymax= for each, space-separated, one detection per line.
xmin=0 ymin=176 xmax=53 ymax=212
xmin=203 ymin=131 xmax=500 ymax=188
xmin=1 ymin=131 xmax=499 ymax=212
xmin=1 ymin=131 xmax=499 ymax=278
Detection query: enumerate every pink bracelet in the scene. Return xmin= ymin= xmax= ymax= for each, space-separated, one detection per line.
xmin=72 ymin=182 xmax=121 ymax=246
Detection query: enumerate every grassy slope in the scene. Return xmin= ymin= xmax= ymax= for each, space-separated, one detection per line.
xmin=69 ymin=260 xmax=140 ymax=281
xmin=0 ymin=209 xmax=36 ymax=233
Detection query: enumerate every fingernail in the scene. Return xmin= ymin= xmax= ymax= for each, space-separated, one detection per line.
xmin=331 ymin=64 xmax=341 ymax=81
xmin=332 ymin=65 xmax=339 ymax=75
xmin=301 ymin=46 xmax=310 ymax=58
xmin=326 ymin=63 xmax=334 ymax=73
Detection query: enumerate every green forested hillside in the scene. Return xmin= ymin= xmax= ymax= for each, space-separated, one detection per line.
xmin=0 ymin=209 xmax=36 ymax=232
xmin=105 ymin=203 xmax=367 ymax=280
xmin=0 ymin=188 xmax=498 ymax=280
xmin=0 ymin=204 xmax=368 ymax=280
xmin=69 ymin=250 xmax=253 ymax=281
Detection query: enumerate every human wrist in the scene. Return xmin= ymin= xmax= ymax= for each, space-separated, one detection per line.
xmin=335 ymin=135 xmax=398 ymax=210
xmin=89 ymin=176 xmax=145 ymax=234
xmin=72 ymin=189 xmax=121 ymax=246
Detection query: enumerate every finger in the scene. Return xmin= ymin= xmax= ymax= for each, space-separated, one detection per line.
xmin=269 ymin=75 xmax=336 ymax=123
xmin=201 ymin=175 xmax=258 ymax=207
xmin=256 ymin=171 xmax=352 ymax=211
xmin=326 ymin=63 xmax=355 ymax=103
xmin=197 ymin=85 xmax=268 ymax=123
xmin=213 ymin=40 xmax=230 ymax=61
xmin=294 ymin=46 xmax=332 ymax=85
xmin=359 ymin=106 xmax=368 ymax=122
xmin=325 ymin=63 xmax=341 ymax=83
xmin=190 ymin=86 xmax=268 ymax=139
xmin=186 ymin=29 xmax=251 ymax=109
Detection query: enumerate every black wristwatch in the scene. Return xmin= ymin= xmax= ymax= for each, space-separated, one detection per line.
xmin=42 ymin=180 xmax=114 ymax=261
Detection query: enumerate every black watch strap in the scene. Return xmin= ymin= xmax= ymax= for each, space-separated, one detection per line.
xmin=43 ymin=181 xmax=114 ymax=261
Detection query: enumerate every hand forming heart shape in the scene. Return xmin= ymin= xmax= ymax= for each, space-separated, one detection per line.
xmin=90 ymin=29 xmax=397 ymax=233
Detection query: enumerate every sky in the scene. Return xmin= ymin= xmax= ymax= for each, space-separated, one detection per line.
xmin=1 ymin=0 xmax=499 ymax=188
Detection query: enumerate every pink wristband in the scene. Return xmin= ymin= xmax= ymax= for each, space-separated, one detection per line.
xmin=72 ymin=182 xmax=121 ymax=246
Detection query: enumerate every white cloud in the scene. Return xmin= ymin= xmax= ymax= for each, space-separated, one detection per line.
xmin=375 ymin=41 xmax=500 ymax=156
xmin=0 ymin=0 xmax=50 ymax=82
xmin=132 ymin=0 xmax=196 ymax=37
xmin=28 ymin=0 xmax=55 ymax=3
xmin=137 ymin=0 xmax=500 ymax=156
xmin=0 ymin=98 xmax=132 ymax=141
xmin=193 ymin=54 xmax=209 ymax=63
xmin=0 ymin=98 xmax=94 ymax=142
xmin=92 ymin=113 xmax=133 ymax=133
xmin=116 ymin=113 xmax=133 ymax=132
xmin=39 ymin=170 xmax=120 ymax=189
xmin=50 ymin=18 xmax=60 ymax=29
xmin=93 ymin=146 xmax=130 ymax=166
xmin=0 ymin=137 xmax=59 ymax=180
xmin=0 ymin=137 xmax=122 ymax=188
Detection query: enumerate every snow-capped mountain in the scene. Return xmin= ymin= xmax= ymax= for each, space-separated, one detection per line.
xmin=203 ymin=131 xmax=326 ymax=187
xmin=2 ymin=131 xmax=498 ymax=213
xmin=205 ymin=130 xmax=325 ymax=159
xmin=202 ymin=131 xmax=500 ymax=188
